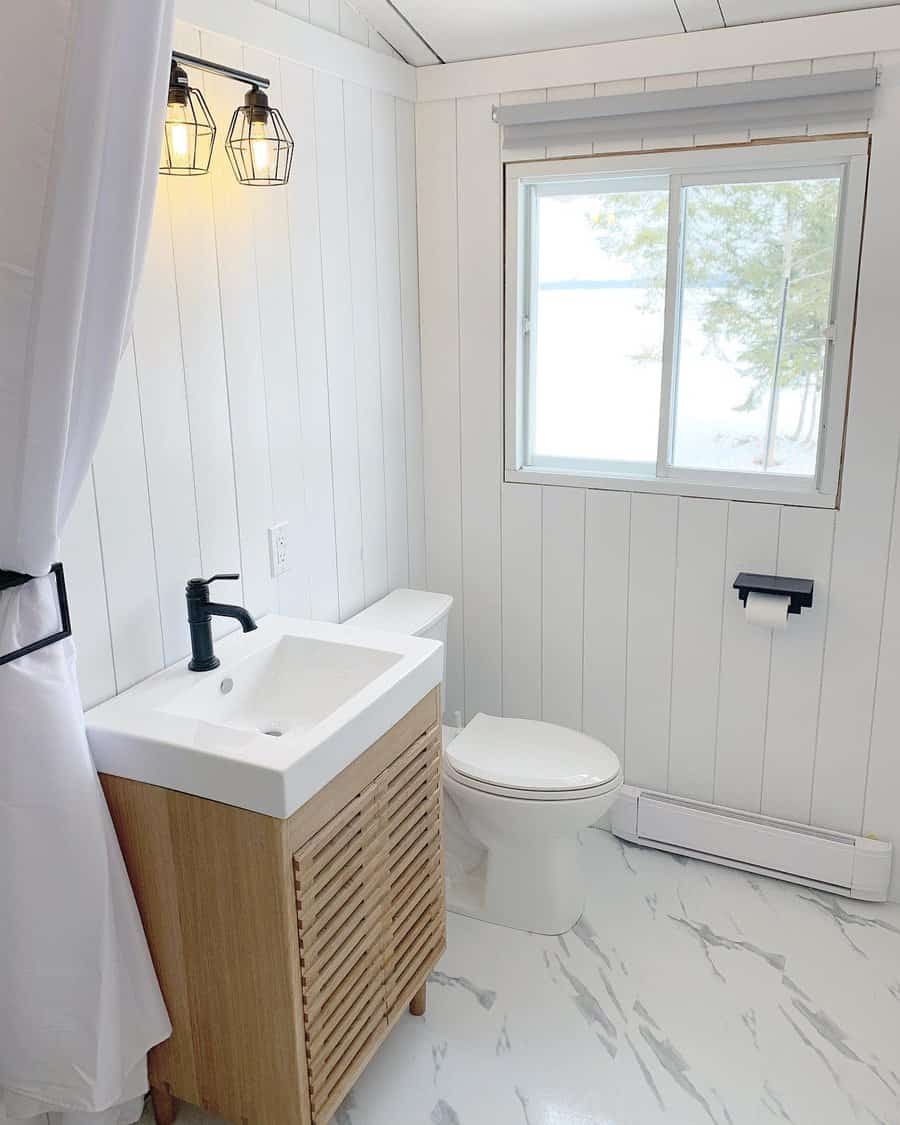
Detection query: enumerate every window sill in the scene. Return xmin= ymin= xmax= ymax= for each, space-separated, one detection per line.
xmin=504 ymin=466 xmax=838 ymax=509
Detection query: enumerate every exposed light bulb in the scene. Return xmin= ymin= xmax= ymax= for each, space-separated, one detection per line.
xmin=249 ymin=119 xmax=273 ymax=175
xmin=165 ymin=103 xmax=192 ymax=167
xmin=170 ymin=122 xmax=190 ymax=159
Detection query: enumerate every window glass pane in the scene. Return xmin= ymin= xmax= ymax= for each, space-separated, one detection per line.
xmin=530 ymin=182 xmax=669 ymax=472
xmin=671 ymin=176 xmax=841 ymax=477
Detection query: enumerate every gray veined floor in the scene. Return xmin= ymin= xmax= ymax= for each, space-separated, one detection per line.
xmin=142 ymin=829 xmax=900 ymax=1125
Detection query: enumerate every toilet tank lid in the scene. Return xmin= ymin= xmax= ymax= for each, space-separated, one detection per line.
xmin=344 ymin=589 xmax=453 ymax=636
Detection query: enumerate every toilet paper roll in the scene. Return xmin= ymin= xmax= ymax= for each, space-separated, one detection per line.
xmin=744 ymin=590 xmax=790 ymax=631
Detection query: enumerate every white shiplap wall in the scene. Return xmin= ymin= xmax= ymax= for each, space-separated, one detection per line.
xmin=416 ymin=50 xmax=900 ymax=899
xmin=62 ymin=18 xmax=425 ymax=708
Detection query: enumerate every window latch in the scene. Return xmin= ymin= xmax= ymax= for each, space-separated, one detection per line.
xmin=522 ymin=315 xmax=532 ymax=335
xmin=823 ymin=323 xmax=836 ymax=341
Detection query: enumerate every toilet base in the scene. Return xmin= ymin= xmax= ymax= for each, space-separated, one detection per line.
xmin=443 ymin=764 xmax=620 ymax=936
xmin=445 ymin=830 xmax=587 ymax=935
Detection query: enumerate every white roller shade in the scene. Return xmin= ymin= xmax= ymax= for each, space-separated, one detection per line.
xmin=493 ymin=68 xmax=877 ymax=150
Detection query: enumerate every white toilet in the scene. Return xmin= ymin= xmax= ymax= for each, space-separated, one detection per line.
xmin=345 ymin=589 xmax=623 ymax=935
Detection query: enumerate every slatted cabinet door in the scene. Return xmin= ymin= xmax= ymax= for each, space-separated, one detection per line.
xmin=293 ymin=781 xmax=390 ymax=1122
xmin=293 ymin=722 xmax=445 ymax=1125
xmin=383 ymin=728 xmax=445 ymax=1018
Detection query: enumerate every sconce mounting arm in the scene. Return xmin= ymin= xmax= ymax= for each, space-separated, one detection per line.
xmin=171 ymin=50 xmax=270 ymax=91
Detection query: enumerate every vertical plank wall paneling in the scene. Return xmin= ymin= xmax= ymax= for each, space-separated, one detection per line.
xmin=130 ymin=182 xmax=203 ymax=665
xmin=61 ymin=18 xmax=425 ymax=710
xmin=865 ymin=450 xmax=900 ymax=901
xmin=416 ymin=50 xmax=900 ymax=898
xmin=164 ymin=25 xmax=243 ymax=626
xmin=244 ymin=44 xmax=311 ymax=620
xmin=416 ymin=98 xmax=466 ymax=721
xmin=582 ymin=491 xmax=630 ymax=758
xmin=714 ymin=502 xmax=780 ymax=810
xmin=345 ymin=79 xmax=390 ymax=608
xmin=668 ymin=498 xmax=727 ymax=802
xmin=91 ymin=342 xmax=164 ymax=691
xmin=457 ymin=94 xmax=503 ymax=723
xmin=762 ymin=507 xmax=834 ymax=823
xmin=624 ymin=493 xmax=677 ymax=790
xmin=396 ymin=100 xmax=427 ymax=589
xmin=501 ymin=483 xmax=542 ymax=721
xmin=202 ymin=31 xmax=276 ymax=619
xmin=314 ymin=71 xmax=365 ymax=620
xmin=372 ymin=93 xmax=411 ymax=593
xmin=811 ymin=72 xmax=900 ymax=841
xmin=541 ymin=487 xmax=586 ymax=730
xmin=281 ymin=57 xmax=340 ymax=622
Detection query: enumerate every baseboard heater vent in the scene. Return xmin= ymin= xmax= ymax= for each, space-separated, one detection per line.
xmin=610 ymin=786 xmax=892 ymax=901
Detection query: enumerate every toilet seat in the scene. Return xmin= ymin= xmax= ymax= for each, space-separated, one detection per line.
xmin=444 ymin=759 xmax=622 ymax=801
xmin=444 ymin=713 xmax=622 ymax=802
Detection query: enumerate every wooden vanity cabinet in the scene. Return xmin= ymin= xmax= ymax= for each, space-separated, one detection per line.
xmin=100 ymin=688 xmax=444 ymax=1125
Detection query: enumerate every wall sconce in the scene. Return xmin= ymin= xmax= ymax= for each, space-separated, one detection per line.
xmin=160 ymin=51 xmax=294 ymax=186
xmin=161 ymin=61 xmax=215 ymax=175
xmin=226 ymin=87 xmax=294 ymax=186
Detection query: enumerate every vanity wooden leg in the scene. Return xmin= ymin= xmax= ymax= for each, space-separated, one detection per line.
xmin=150 ymin=1085 xmax=178 ymax=1125
xmin=409 ymin=982 xmax=427 ymax=1016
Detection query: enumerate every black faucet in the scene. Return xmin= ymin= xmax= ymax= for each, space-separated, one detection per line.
xmin=186 ymin=573 xmax=257 ymax=671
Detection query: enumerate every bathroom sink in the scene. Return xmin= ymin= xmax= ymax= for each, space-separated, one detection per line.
xmin=86 ymin=616 xmax=443 ymax=818
xmin=162 ymin=634 xmax=403 ymax=736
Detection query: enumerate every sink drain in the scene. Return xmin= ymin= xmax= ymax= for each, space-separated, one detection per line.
xmin=261 ymin=727 xmax=283 ymax=738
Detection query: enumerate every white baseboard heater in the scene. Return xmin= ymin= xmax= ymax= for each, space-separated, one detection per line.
xmin=610 ymin=786 xmax=893 ymax=902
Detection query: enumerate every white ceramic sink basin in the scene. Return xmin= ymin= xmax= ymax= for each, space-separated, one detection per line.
xmin=87 ymin=615 xmax=442 ymax=818
xmin=162 ymin=634 xmax=402 ymax=736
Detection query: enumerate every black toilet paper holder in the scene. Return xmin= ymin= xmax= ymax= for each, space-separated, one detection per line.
xmin=733 ymin=573 xmax=814 ymax=616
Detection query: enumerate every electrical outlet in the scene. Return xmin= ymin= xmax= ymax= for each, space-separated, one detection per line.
xmin=268 ymin=522 xmax=290 ymax=577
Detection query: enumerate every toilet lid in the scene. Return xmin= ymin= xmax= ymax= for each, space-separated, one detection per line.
xmin=445 ymin=713 xmax=621 ymax=793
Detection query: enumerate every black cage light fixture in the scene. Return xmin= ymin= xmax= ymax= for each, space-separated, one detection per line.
xmin=161 ymin=60 xmax=216 ymax=175
xmin=160 ymin=51 xmax=293 ymax=186
xmin=226 ymin=86 xmax=294 ymax=186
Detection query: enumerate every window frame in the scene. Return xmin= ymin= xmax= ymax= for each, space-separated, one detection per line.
xmin=504 ymin=138 xmax=869 ymax=508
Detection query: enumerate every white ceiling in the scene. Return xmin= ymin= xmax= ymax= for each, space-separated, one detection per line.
xmin=395 ymin=0 xmax=685 ymax=63
xmin=721 ymin=0 xmax=896 ymax=23
xmin=350 ymin=0 xmax=900 ymax=65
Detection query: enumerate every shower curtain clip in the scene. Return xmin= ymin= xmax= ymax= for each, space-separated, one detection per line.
xmin=0 ymin=563 xmax=72 ymax=667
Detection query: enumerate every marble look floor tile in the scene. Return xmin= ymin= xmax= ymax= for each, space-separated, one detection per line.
xmin=140 ymin=830 xmax=900 ymax=1125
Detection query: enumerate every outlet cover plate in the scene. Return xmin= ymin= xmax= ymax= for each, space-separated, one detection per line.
xmin=268 ymin=522 xmax=289 ymax=577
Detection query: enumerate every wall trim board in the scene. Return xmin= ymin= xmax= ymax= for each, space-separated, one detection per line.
xmin=415 ymin=7 xmax=900 ymax=102
xmin=175 ymin=0 xmax=416 ymax=100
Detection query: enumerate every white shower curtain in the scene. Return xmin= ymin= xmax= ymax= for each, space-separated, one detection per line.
xmin=1 ymin=2 xmax=174 ymax=1123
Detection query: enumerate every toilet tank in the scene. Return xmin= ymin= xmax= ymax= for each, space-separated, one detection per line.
xmin=345 ymin=589 xmax=453 ymax=702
